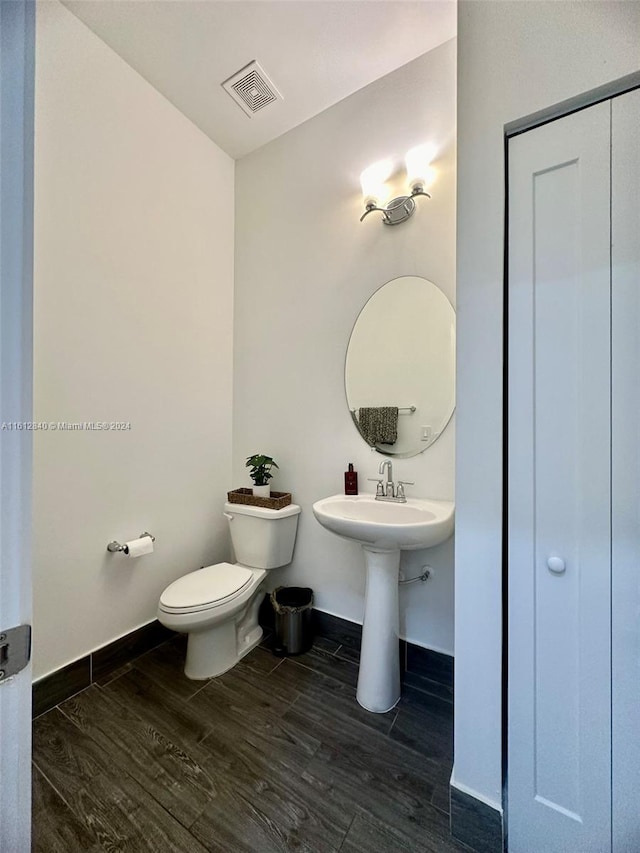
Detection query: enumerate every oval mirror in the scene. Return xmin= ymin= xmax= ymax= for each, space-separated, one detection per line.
xmin=345 ymin=275 xmax=455 ymax=457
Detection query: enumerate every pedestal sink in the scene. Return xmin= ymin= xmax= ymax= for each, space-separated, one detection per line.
xmin=312 ymin=494 xmax=454 ymax=713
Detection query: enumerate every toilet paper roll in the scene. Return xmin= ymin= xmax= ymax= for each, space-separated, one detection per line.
xmin=125 ymin=536 xmax=154 ymax=558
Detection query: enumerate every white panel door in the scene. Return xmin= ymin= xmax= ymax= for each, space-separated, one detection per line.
xmin=508 ymin=102 xmax=612 ymax=853
xmin=611 ymin=87 xmax=640 ymax=853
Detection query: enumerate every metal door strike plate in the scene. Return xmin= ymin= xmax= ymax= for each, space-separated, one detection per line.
xmin=0 ymin=624 xmax=31 ymax=681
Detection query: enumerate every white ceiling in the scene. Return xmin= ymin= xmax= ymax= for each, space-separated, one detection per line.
xmin=61 ymin=0 xmax=456 ymax=159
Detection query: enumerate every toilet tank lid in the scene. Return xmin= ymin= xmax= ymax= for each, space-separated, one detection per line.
xmin=223 ymin=502 xmax=301 ymax=519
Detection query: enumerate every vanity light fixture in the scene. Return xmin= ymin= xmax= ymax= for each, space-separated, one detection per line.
xmin=360 ymin=144 xmax=433 ymax=226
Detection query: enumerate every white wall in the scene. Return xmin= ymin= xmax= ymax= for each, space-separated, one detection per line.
xmin=234 ymin=41 xmax=456 ymax=653
xmin=455 ymin=0 xmax=640 ymax=811
xmin=33 ymin=0 xmax=235 ymax=679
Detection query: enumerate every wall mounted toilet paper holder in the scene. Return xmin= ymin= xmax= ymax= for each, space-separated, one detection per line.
xmin=107 ymin=532 xmax=155 ymax=554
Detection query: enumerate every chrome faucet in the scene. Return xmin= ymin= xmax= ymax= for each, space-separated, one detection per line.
xmin=379 ymin=460 xmax=394 ymax=497
xmin=371 ymin=459 xmax=414 ymax=503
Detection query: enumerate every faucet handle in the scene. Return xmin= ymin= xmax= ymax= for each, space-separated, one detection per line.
xmin=367 ymin=478 xmax=385 ymax=497
xmin=395 ymin=480 xmax=414 ymax=499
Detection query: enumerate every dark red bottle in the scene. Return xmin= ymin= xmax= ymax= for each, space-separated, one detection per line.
xmin=344 ymin=462 xmax=358 ymax=495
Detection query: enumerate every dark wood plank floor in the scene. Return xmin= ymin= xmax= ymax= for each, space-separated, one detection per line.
xmin=32 ymin=634 xmax=471 ymax=852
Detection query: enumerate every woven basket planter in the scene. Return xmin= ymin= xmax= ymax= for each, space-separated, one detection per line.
xmin=227 ymin=488 xmax=292 ymax=510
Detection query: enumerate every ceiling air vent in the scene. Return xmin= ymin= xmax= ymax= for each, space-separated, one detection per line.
xmin=222 ymin=60 xmax=283 ymax=118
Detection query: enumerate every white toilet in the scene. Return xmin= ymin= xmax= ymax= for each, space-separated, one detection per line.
xmin=157 ymin=501 xmax=301 ymax=680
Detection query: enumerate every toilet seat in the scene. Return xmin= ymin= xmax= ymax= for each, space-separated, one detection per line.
xmin=159 ymin=562 xmax=254 ymax=614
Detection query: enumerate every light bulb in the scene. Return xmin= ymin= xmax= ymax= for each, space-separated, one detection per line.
xmin=360 ymin=159 xmax=393 ymax=208
xmin=405 ymin=144 xmax=435 ymax=193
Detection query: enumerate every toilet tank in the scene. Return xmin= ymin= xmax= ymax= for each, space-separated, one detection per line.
xmin=223 ymin=501 xmax=301 ymax=569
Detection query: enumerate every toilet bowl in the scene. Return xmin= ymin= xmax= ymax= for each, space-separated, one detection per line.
xmin=157 ymin=500 xmax=301 ymax=679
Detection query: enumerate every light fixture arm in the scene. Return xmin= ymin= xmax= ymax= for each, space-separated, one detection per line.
xmin=359 ymin=204 xmax=390 ymax=223
xmin=409 ymin=186 xmax=431 ymax=201
xmin=360 ymin=185 xmax=431 ymax=226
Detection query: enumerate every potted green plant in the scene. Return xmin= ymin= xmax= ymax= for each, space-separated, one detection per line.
xmin=245 ymin=453 xmax=279 ymax=498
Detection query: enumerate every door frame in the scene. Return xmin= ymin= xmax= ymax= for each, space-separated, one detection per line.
xmin=0 ymin=1 xmax=35 ymax=848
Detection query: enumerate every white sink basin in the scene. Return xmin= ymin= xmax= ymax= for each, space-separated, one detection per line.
xmin=312 ymin=493 xmax=454 ymax=551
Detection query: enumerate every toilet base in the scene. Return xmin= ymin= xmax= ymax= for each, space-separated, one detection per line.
xmin=185 ymin=620 xmax=263 ymax=679
xmin=182 ymin=584 xmax=266 ymax=680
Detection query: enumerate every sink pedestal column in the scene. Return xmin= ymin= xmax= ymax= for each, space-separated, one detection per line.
xmin=357 ymin=546 xmax=401 ymax=713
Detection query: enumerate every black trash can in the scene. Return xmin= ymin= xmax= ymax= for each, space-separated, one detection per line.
xmin=270 ymin=586 xmax=314 ymax=656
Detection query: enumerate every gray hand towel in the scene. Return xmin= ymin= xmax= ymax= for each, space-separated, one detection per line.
xmin=357 ymin=407 xmax=398 ymax=445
